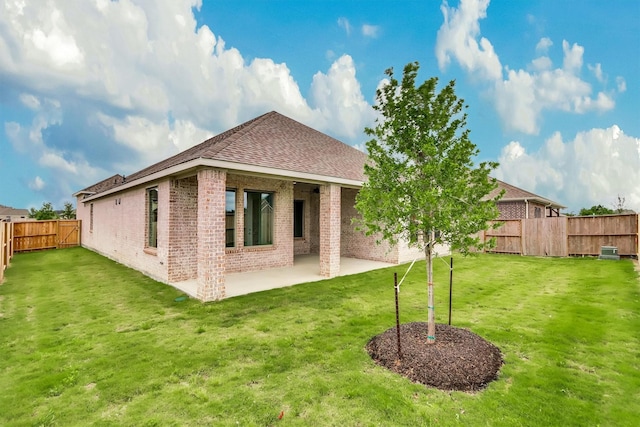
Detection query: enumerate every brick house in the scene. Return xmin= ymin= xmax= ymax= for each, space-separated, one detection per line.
xmin=489 ymin=180 xmax=565 ymax=220
xmin=74 ymin=112 xmax=430 ymax=301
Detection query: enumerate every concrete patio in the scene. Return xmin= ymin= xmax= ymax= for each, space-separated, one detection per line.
xmin=170 ymin=254 xmax=394 ymax=299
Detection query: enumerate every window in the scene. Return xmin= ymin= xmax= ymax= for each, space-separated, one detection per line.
xmin=147 ymin=188 xmax=158 ymax=248
xmin=90 ymin=203 xmax=94 ymax=232
xmin=244 ymin=191 xmax=273 ymax=246
xmin=534 ymin=207 xmax=542 ymax=218
xmin=226 ymin=189 xmax=236 ymax=247
xmin=293 ymin=200 xmax=304 ymax=238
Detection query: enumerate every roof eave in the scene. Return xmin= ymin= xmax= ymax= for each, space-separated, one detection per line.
xmin=79 ymin=158 xmax=364 ymax=203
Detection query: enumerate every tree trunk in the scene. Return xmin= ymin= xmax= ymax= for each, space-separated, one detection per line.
xmin=425 ymin=230 xmax=435 ymax=344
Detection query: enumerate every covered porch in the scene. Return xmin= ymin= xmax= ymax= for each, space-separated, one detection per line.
xmin=171 ymin=254 xmax=394 ymax=299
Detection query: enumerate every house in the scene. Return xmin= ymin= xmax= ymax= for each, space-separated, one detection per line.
xmin=489 ymin=180 xmax=565 ymax=219
xmin=0 ymin=205 xmax=30 ymax=222
xmin=74 ymin=111 xmax=431 ymax=301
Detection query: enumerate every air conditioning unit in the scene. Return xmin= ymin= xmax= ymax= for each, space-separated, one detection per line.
xmin=599 ymin=246 xmax=620 ymax=260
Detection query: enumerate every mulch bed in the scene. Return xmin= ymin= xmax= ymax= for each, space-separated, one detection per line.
xmin=366 ymin=322 xmax=503 ymax=392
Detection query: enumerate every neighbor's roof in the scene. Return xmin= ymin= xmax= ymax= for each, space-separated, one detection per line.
xmin=0 ymin=204 xmax=29 ymax=217
xmin=76 ymin=111 xmax=367 ymax=200
xmin=489 ymin=179 xmax=566 ymax=209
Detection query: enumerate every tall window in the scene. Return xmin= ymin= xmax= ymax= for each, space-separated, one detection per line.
xmin=147 ymin=187 xmax=158 ymax=248
xmin=226 ymin=189 xmax=236 ymax=247
xmin=244 ymin=191 xmax=273 ymax=246
xmin=90 ymin=203 xmax=94 ymax=232
xmin=293 ymin=200 xmax=304 ymax=238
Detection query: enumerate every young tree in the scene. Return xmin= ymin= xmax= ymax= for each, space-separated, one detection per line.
xmin=355 ymin=62 xmax=502 ymax=344
xmin=28 ymin=202 xmax=58 ymax=220
xmin=60 ymin=202 xmax=76 ymax=219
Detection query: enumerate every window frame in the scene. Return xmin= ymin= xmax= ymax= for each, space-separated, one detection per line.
xmin=147 ymin=187 xmax=159 ymax=248
xmin=293 ymin=199 xmax=304 ymax=238
xmin=244 ymin=190 xmax=274 ymax=247
xmin=225 ymin=188 xmax=236 ymax=248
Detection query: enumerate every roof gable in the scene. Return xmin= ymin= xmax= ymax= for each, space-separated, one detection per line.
xmin=122 ymin=111 xmax=367 ymax=186
xmin=490 ymin=179 xmax=565 ymax=209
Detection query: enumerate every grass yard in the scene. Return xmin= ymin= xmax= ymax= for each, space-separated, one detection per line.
xmin=0 ymin=248 xmax=638 ymax=426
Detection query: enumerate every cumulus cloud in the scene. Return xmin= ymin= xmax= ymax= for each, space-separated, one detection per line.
xmin=362 ymin=24 xmax=380 ymax=38
xmin=1 ymin=0 xmax=375 ymax=204
xmin=436 ymin=0 xmax=502 ymax=81
xmin=535 ymin=37 xmax=553 ymax=53
xmin=494 ymin=126 xmax=640 ymax=212
xmin=435 ymin=0 xmax=617 ymax=135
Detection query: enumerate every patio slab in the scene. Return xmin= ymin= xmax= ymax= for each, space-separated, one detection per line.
xmin=170 ymin=254 xmax=395 ymax=300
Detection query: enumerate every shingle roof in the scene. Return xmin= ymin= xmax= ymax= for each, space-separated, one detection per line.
xmin=0 ymin=204 xmax=29 ymax=216
xmin=489 ymin=179 xmax=565 ymax=209
xmin=81 ymin=111 xmax=367 ymax=197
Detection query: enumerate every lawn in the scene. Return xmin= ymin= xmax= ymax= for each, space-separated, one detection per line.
xmin=0 ymin=248 xmax=638 ymax=426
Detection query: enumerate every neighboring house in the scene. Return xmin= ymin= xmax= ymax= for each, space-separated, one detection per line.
xmin=0 ymin=204 xmax=30 ymax=222
xmin=74 ymin=111 xmax=432 ymax=301
xmin=488 ymin=180 xmax=565 ymax=219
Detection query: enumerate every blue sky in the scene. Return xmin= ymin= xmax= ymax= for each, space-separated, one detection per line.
xmin=1 ymin=0 xmax=639 ymax=213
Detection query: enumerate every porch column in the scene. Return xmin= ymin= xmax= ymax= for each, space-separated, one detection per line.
xmin=196 ymin=168 xmax=227 ymax=301
xmin=319 ymin=183 xmax=341 ymax=277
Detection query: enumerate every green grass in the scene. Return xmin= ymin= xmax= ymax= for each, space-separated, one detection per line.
xmin=1 ymin=248 xmax=638 ymax=426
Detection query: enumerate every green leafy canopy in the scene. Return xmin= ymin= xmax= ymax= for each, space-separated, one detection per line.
xmin=355 ymin=62 xmax=503 ymax=254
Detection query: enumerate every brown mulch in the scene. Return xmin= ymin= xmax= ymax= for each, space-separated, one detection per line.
xmin=366 ymin=322 xmax=503 ymax=392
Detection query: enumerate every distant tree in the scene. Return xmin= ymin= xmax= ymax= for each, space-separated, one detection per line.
xmin=29 ymin=202 xmax=58 ymax=220
xmin=613 ymin=195 xmax=627 ymax=213
xmin=60 ymin=202 xmax=76 ymax=219
xmin=579 ymin=205 xmax=614 ymax=216
xmin=355 ymin=62 xmax=502 ymax=344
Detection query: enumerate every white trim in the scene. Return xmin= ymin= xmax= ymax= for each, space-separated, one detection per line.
xmin=79 ymin=158 xmax=364 ymax=203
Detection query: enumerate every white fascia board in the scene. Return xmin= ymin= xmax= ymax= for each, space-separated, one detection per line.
xmin=498 ymin=197 xmax=566 ymax=209
xmin=80 ymin=158 xmax=364 ymax=203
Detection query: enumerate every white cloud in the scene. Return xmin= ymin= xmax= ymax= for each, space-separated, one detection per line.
xmin=1 ymin=0 xmax=376 ymax=201
xmin=362 ymin=24 xmax=380 ymax=38
xmin=29 ymin=176 xmax=45 ymax=191
xmin=436 ymin=1 xmax=617 ymax=135
xmin=616 ymin=76 xmax=627 ymax=93
xmin=435 ymin=0 xmax=502 ymax=81
xmin=495 ymin=126 xmax=640 ymax=212
xmin=588 ymin=63 xmax=604 ymax=82
xmin=535 ymin=37 xmax=553 ymax=53
xmin=338 ymin=17 xmax=352 ymax=35
xmin=19 ymin=93 xmax=41 ymax=110
xmin=310 ymin=55 xmax=376 ymax=139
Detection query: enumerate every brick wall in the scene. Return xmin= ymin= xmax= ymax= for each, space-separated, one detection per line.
xmin=319 ymin=184 xmax=341 ymax=277
xmin=167 ymin=176 xmax=198 ymax=282
xmin=339 ymin=188 xmax=397 ymax=262
xmin=76 ymin=181 xmax=170 ymax=283
xmin=498 ymin=201 xmax=548 ymax=219
xmin=197 ymin=169 xmax=226 ymax=301
xmin=224 ymin=174 xmax=294 ymax=273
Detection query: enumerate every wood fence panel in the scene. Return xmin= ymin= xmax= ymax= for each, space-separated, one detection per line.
xmin=1 ymin=222 xmax=14 ymax=282
xmin=58 ymin=220 xmax=81 ymax=249
xmin=13 ymin=220 xmax=81 ymax=252
xmin=522 ymin=217 xmax=568 ymax=256
xmin=482 ymin=214 xmax=637 ymax=257
xmin=568 ymin=214 xmax=638 ymax=256
xmin=485 ymin=220 xmax=522 ymax=254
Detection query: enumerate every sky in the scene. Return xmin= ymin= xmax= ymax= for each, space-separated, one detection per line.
xmin=1 ymin=0 xmax=639 ymax=214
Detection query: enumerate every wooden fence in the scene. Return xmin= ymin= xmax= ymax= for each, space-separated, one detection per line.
xmin=482 ymin=213 xmax=639 ymax=257
xmin=13 ymin=220 xmax=81 ymax=252
xmin=1 ymin=221 xmax=14 ymax=282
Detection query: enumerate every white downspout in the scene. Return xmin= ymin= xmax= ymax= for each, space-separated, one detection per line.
xmin=525 ymin=198 xmax=529 ymax=219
